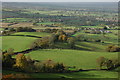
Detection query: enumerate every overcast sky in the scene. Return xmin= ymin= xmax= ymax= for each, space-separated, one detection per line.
xmin=1 ymin=0 xmax=119 ymax=2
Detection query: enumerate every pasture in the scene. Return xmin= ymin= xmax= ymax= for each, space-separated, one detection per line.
xmin=37 ymin=22 xmax=55 ymax=25
xmin=3 ymin=18 xmax=29 ymax=23
xmin=73 ymin=30 xmax=118 ymax=45
xmin=1 ymin=36 xmax=37 ymax=52
xmin=80 ymin=26 xmax=103 ymax=28
xmin=75 ymin=42 xmax=107 ymax=52
xmin=9 ymin=22 xmax=33 ymax=27
xmin=11 ymin=32 xmax=51 ymax=37
xmin=25 ymin=49 xmax=118 ymax=69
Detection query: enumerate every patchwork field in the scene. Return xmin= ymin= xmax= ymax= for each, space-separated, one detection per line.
xmin=2 ymin=2 xmax=119 ymax=79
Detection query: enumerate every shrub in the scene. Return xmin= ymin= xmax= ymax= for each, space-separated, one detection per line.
xmin=95 ymin=39 xmax=101 ymax=42
xmin=96 ymin=56 xmax=107 ymax=69
xmin=53 ymin=63 xmax=65 ymax=72
xmin=106 ymin=45 xmax=120 ymax=52
xmin=67 ymin=37 xmax=75 ymax=48
xmin=34 ymin=59 xmax=66 ymax=72
xmin=16 ymin=27 xmax=36 ymax=32
xmin=30 ymin=37 xmax=50 ymax=49
xmin=96 ymin=57 xmax=120 ymax=70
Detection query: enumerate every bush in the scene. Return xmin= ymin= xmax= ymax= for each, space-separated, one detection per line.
xmin=95 ymin=39 xmax=101 ymax=42
xmin=30 ymin=37 xmax=50 ymax=49
xmin=96 ymin=56 xmax=107 ymax=69
xmin=106 ymin=45 xmax=120 ymax=52
xmin=34 ymin=60 xmax=66 ymax=72
xmin=67 ymin=37 xmax=75 ymax=48
xmin=96 ymin=57 xmax=120 ymax=70
xmin=16 ymin=27 xmax=36 ymax=32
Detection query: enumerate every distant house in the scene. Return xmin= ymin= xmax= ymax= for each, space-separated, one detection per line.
xmin=1 ymin=31 xmax=3 ymax=33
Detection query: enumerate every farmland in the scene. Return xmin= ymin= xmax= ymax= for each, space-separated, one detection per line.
xmin=1 ymin=36 xmax=37 ymax=52
xmin=11 ymin=32 xmax=51 ymax=37
xmin=2 ymin=2 xmax=119 ymax=79
xmin=25 ymin=49 xmax=118 ymax=69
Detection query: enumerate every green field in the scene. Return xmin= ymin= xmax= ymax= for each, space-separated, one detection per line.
xmin=80 ymin=26 xmax=103 ymax=28
xmin=0 ymin=28 xmax=4 ymax=31
xmin=73 ymin=30 xmax=118 ymax=45
xmin=10 ymin=49 xmax=118 ymax=78
xmin=25 ymin=49 xmax=118 ymax=69
xmin=11 ymin=32 xmax=51 ymax=37
xmin=3 ymin=18 xmax=30 ymax=23
xmin=75 ymin=42 xmax=107 ymax=52
xmin=1 ymin=36 xmax=37 ymax=52
xmin=37 ymin=22 xmax=55 ymax=25
xmin=2 ymin=2 xmax=119 ymax=79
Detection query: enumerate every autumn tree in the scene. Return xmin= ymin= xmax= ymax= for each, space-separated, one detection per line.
xmin=96 ymin=57 xmax=120 ymax=70
xmin=56 ymin=30 xmax=65 ymax=35
xmin=2 ymin=53 xmax=15 ymax=68
xmin=49 ymin=34 xmax=58 ymax=48
xmin=14 ymin=53 xmax=27 ymax=71
xmin=58 ymin=34 xmax=67 ymax=42
xmin=30 ymin=37 xmax=50 ymax=49
xmin=67 ymin=37 xmax=75 ymax=48
xmin=106 ymin=45 xmax=120 ymax=52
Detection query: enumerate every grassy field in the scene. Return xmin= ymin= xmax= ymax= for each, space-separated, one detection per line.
xmin=73 ymin=30 xmax=118 ymax=45
xmin=3 ymin=69 xmax=118 ymax=78
xmin=6 ymin=49 xmax=118 ymax=78
xmin=11 ymin=32 xmax=51 ymax=37
xmin=1 ymin=36 xmax=37 ymax=52
xmin=75 ymin=42 xmax=107 ymax=52
xmin=80 ymin=26 xmax=103 ymax=28
xmin=3 ymin=18 xmax=30 ymax=23
xmin=37 ymin=22 xmax=55 ymax=25
xmin=9 ymin=22 xmax=33 ymax=27
xmin=25 ymin=49 xmax=118 ymax=69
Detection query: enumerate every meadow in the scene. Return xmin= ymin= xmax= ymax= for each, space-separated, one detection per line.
xmin=25 ymin=49 xmax=118 ymax=69
xmin=11 ymin=32 xmax=51 ymax=37
xmin=80 ymin=26 xmax=103 ymax=28
xmin=1 ymin=36 xmax=37 ymax=52
xmin=73 ymin=30 xmax=118 ymax=45
xmin=3 ymin=18 xmax=29 ymax=22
